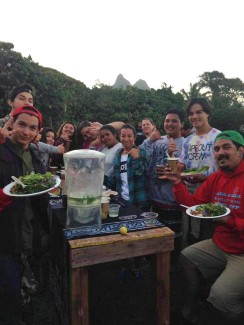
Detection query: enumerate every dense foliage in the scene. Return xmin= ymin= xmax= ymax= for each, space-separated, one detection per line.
xmin=0 ymin=41 xmax=243 ymax=134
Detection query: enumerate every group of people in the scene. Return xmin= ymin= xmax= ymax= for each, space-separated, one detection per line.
xmin=0 ymin=83 xmax=243 ymax=325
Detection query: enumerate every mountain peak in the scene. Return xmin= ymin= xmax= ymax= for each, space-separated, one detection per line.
xmin=113 ymin=74 xmax=150 ymax=90
xmin=133 ymin=79 xmax=150 ymax=90
xmin=113 ymin=74 xmax=131 ymax=89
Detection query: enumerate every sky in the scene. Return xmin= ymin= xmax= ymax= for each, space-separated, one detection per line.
xmin=1 ymin=0 xmax=244 ymax=93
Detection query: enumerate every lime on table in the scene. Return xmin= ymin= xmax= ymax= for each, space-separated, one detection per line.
xmin=120 ymin=226 xmax=128 ymax=235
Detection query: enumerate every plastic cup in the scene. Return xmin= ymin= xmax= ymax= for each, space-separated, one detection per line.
xmin=109 ymin=204 xmax=120 ymax=218
xmin=167 ymin=157 xmax=179 ymax=173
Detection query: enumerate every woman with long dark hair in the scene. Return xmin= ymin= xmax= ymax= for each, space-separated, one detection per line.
xmin=99 ymin=125 xmax=123 ymax=181
xmin=50 ymin=121 xmax=77 ymax=169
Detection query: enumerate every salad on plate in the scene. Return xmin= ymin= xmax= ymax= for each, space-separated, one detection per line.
xmin=181 ymin=165 xmax=209 ymax=177
xmin=186 ymin=203 xmax=230 ymax=219
xmin=3 ymin=172 xmax=59 ymax=197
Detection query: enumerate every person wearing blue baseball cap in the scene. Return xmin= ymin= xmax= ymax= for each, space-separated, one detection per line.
xmin=159 ymin=130 xmax=244 ymax=324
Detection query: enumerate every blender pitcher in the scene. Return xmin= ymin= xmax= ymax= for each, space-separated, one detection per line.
xmin=63 ymin=149 xmax=105 ymax=229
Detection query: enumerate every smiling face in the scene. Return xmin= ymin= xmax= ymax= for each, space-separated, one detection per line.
xmin=188 ymin=103 xmax=210 ymax=130
xmin=214 ymin=139 xmax=244 ymax=172
xmin=8 ymin=92 xmax=34 ymax=112
xmin=62 ymin=123 xmax=75 ymax=137
xmin=164 ymin=113 xmax=183 ymax=138
xmin=11 ymin=113 xmax=39 ymax=149
xmin=46 ymin=131 xmax=55 ymax=145
xmin=100 ymin=129 xmax=117 ymax=148
xmin=141 ymin=119 xmax=154 ymax=137
xmin=120 ymin=128 xmax=135 ymax=151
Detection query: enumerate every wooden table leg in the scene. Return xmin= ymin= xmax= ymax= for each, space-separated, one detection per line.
xmin=156 ymin=251 xmax=171 ymax=325
xmin=70 ymin=267 xmax=89 ymax=325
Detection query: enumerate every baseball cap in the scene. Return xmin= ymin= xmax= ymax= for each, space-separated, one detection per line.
xmin=12 ymin=105 xmax=42 ymax=129
xmin=214 ymin=130 xmax=244 ymax=146
xmin=8 ymin=84 xmax=33 ymax=101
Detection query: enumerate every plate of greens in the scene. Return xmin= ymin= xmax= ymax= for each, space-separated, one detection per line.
xmin=186 ymin=203 xmax=230 ymax=219
xmin=3 ymin=173 xmax=61 ymax=197
xmin=181 ymin=166 xmax=209 ymax=178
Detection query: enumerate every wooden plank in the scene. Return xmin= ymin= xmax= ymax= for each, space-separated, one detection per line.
xmin=70 ymin=267 xmax=89 ymax=325
xmin=156 ymin=251 xmax=171 ymax=325
xmin=70 ymin=234 xmax=174 ymax=268
xmin=69 ymin=227 xmax=174 ymax=249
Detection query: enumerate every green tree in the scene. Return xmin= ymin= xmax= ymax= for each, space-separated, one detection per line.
xmin=180 ymin=82 xmax=209 ymax=101
xmin=198 ymin=71 xmax=244 ymax=109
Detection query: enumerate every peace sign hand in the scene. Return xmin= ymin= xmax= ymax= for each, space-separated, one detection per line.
xmin=0 ymin=117 xmax=13 ymax=143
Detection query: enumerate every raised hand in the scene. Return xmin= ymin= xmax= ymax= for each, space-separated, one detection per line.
xmin=129 ymin=148 xmax=140 ymax=159
xmin=158 ymin=165 xmax=181 ymax=184
xmin=57 ymin=144 xmax=65 ymax=154
xmin=0 ymin=117 xmax=14 ymax=143
xmin=167 ymin=137 xmax=177 ymax=157
xmin=149 ymin=128 xmax=161 ymax=142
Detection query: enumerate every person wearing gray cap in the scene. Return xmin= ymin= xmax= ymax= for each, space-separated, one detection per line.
xmin=0 ymin=83 xmax=33 ymax=127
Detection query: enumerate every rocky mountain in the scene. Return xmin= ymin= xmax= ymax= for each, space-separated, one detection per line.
xmin=133 ymin=79 xmax=150 ymax=90
xmin=113 ymin=74 xmax=150 ymax=90
xmin=112 ymin=74 xmax=131 ymax=89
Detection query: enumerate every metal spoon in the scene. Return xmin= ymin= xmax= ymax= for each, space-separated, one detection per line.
xmin=11 ymin=176 xmax=26 ymax=188
xmin=180 ymin=204 xmax=190 ymax=209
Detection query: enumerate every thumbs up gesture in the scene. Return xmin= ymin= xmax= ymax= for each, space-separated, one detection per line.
xmin=167 ymin=138 xmax=177 ymax=157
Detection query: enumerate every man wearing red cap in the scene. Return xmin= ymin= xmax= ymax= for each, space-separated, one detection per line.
xmin=0 ymin=105 xmax=48 ymax=323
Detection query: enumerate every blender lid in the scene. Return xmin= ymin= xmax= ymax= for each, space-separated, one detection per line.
xmin=64 ymin=149 xmax=105 ymax=158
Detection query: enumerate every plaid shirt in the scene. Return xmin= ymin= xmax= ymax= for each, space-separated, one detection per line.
xmin=107 ymin=146 xmax=150 ymax=209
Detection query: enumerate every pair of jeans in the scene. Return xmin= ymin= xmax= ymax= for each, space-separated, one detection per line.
xmin=0 ymin=254 xmax=21 ymax=323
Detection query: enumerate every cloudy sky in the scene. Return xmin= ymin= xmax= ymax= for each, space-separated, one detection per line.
xmin=1 ymin=0 xmax=244 ymax=92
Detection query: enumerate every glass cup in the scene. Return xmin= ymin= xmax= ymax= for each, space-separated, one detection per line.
xmin=167 ymin=157 xmax=179 ymax=173
xmin=49 ymin=166 xmax=58 ymax=175
xmin=141 ymin=212 xmax=158 ymax=226
xmin=109 ymin=204 xmax=120 ymax=218
xmin=60 ymin=170 xmax=67 ymax=195
xmin=101 ymin=197 xmax=110 ymax=219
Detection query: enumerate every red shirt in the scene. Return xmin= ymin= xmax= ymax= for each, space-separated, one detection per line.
xmin=174 ymin=160 xmax=244 ymax=254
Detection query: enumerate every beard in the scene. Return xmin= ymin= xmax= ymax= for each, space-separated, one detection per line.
xmin=218 ymin=154 xmax=231 ymax=171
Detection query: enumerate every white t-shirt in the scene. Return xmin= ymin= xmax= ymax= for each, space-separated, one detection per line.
xmin=120 ymin=154 xmax=129 ymax=201
xmin=179 ymin=128 xmax=221 ymax=192
xmin=99 ymin=142 xmax=123 ymax=176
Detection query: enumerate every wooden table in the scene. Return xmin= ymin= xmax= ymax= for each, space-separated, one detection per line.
xmin=68 ymin=226 xmax=174 ymax=325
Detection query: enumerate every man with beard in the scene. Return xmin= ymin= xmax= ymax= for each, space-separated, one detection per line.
xmin=160 ymin=130 xmax=244 ymax=324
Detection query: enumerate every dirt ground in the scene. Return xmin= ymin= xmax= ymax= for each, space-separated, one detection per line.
xmin=30 ymin=255 xmax=184 ymax=325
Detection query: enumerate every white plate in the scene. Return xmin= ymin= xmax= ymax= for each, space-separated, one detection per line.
xmin=181 ymin=172 xmax=202 ymax=178
xmin=186 ymin=205 xmax=230 ymax=219
xmin=3 ymin=176 xmax=61 ymax=197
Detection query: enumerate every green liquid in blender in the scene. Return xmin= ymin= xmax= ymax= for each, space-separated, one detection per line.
xmin=68 ymin=196 xmax=101 ymax=206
